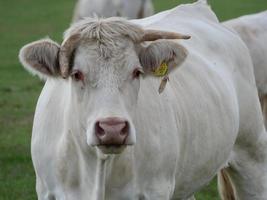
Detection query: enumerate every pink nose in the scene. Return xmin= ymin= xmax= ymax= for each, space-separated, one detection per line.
xmin=95 ymin=117 xmax=129 ymax=145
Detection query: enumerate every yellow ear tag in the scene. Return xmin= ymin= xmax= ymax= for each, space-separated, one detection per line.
xmin=153 ymin=62 xmax=168 ymax=77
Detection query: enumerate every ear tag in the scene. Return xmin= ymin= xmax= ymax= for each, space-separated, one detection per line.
xmin=153 ymin=62 xmax=168 ymax=77
xmin=158 ymin=76 xmax=169 ymax=94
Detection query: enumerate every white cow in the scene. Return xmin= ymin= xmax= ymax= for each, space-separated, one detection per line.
xmin=72 ymin=0 xmax=154 ymax=22
xmin=223 ymin=11 xmax=267 ymax=127
xmin=19 ymin=1 xmax=267 ymax=200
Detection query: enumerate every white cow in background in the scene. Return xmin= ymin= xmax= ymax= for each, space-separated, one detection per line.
xmin=223 ymin=11 xmax=267 ymax=127
xmin=72 ymin=0 xmax=154 ymax=22
xmin=19 ymin=1 xmax=267 ymax=199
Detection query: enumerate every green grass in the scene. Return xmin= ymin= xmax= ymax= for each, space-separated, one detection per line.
xmin=0 ymin=0 xmax=266 ymax=199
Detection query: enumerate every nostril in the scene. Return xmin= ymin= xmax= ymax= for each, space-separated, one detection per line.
xmin=120 ymin=121 xmax=129 ymax=136
xmin=95 ymin=121 xmax=105 ymax=137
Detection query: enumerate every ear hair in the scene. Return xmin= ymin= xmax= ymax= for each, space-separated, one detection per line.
xmin=139 ymin=40 xmax=188 ymax=73
xmin=19 ymin=38 xmax=60 ymax=80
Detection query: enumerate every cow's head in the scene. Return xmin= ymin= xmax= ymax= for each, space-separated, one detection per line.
xmin=19 ymin=18 xmax=189 ymax=154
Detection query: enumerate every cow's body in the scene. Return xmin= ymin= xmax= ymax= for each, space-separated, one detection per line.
xmin=223 ymin=11 xmax=267 ymax=127
xmin=72 ymin=0 xmax=154 ymax=22
xmin=20 ymin=1 xmax=267 ymax=200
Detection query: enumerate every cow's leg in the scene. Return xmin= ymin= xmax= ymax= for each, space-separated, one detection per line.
xmin=187 ymin=196 xmax=196 ymax=200
xmin=218 ymin=169 xmax=235 ymax=200
xmin=36 ymin=177 xmax=56 ymax=200
xmin=218 ymin=128 xmax=267 ymax=200
xmin=36 ymin=177 xmax=46 ymax=200
xmin=172 ymin=196 xmax=195 ymax=200
xmin=260 ymin=94 xmax=267 ymax=128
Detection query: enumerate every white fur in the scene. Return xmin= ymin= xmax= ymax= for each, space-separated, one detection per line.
xmin=223 ymin=11 xmax=267 ymax=96
xmin=72 ymin=0 xmax=154 ymax=22
xmin=223 ymin=11 xmax=267 ymax=128
xmin=22 ymin=2 xmax=267 ymax=200
xmin=197 ymin=0 xmax=208 ymax=4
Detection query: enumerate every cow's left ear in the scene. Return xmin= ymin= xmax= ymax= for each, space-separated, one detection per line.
xmin=138 ymin=40 xmax=188 ymax=75
xmin=19 ymin=38 xmax=60 ymax=80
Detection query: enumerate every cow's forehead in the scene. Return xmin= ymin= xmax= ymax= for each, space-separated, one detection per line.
xmin=62 ymin=17 xmax=145 ymax=77
xmin=79 ymin=37 xmax=136 ymax=58
xmin=73 ymin=39 xmax=140 ymax=75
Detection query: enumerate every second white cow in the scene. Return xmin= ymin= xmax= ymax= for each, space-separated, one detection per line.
xmin=224 ymin=11 xmax=267 ymax=127
xmin=72 ymin=0 xmax=154 ymax=22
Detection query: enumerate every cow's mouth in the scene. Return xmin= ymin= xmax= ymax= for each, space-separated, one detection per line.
xmin=97 ymin=145 xmax=126 ymax=154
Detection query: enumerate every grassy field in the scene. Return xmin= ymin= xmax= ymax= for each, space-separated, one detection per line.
xmin=0 ymin=0 xmax=266 ymax=199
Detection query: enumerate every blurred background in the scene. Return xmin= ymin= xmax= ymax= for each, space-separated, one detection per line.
xmin=0 ymin=0 xmax=266 ymax=199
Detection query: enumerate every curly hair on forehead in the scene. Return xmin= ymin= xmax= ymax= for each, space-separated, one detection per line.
xmin=63 ymin=17 xmax=145 ymax=58
xmin=64 ymin=17 xmax=144 ymax=44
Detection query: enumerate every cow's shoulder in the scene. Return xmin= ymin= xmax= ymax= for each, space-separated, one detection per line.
xmin=132 ymin=0 xmax=218 ymax=28
xmin=170 ymin=0 xmax=218 ymax=23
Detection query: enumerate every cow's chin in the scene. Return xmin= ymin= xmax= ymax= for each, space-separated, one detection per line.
xmin=97 ymin=145 xmax=126 ymax=154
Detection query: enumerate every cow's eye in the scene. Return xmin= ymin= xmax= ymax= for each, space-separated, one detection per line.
xmin=132 ymin=68 xmax=144 ymax=79
xmin=71 ymin=70 xmax=84 ymax=82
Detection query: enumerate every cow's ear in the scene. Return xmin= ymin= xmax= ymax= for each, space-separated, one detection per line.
xmin=19 ymin=38 xmax=60 ymax=80
xmin=138 ymin=40 xmax=188 ymax=76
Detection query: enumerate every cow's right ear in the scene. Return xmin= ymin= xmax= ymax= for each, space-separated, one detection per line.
xmin=19 ymin=38 xmax=60 ymax=80
xmin=138 ymin=40 xmax=188 ymax=76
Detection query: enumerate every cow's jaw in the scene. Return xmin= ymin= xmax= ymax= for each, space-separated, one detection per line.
xmin=97 ymin=145 xmax=127 ymax=154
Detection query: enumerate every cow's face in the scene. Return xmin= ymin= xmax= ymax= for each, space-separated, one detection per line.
xmin=19 ymin=18 xmax=189 ymax=154
xmin=68 ymin=39 xmax=142 ymax=154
